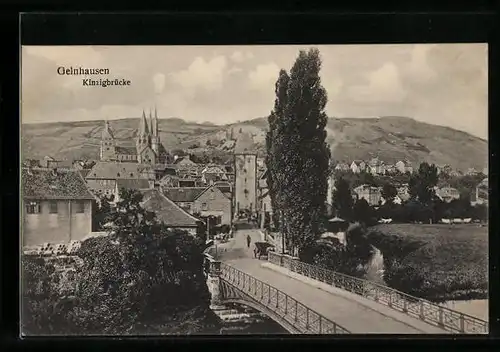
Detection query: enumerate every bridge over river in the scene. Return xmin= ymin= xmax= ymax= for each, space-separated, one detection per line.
xmin=205 ymin=227 xmax=488 ymax=334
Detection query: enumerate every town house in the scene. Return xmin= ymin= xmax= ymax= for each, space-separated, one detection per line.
xmin=201 ymin=165 xmax=228 ymax=185
xmin=163 ymin=186 xmax=232 ymax=226
xmin=435 ymin=186 xmax=460 ymax=203
xmin=471 ymin=177 xmax=488 ymax=205
xmin=350 ymin=161 xmax=366 ymax=174
xmin=85 ymin=161 xmax=154 ymax=197
xmin=353 ymin=184 xmax=383 ymax=206
xmin=114 ymin=178 xmax=151 ymax=201
xmin=368 ymin=158 xmax=386 ymax=175
xmin=22 ymin=167 xmax=96 ymax=247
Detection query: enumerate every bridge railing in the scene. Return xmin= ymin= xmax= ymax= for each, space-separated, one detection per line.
xmin=268 ymin=251 xmax=488 ymax=334
xmin=220 ymin=262 xmax=351 ymax=334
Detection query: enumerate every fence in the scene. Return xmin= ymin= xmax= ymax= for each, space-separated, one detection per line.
xmin=220 ymin=262 xmax=350 ymax=334
xmin=268 ymin=251 xmax=488 ymax=334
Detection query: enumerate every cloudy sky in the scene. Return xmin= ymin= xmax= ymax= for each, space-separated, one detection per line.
xmin=21 ymin=44 xmax=488 ymax=139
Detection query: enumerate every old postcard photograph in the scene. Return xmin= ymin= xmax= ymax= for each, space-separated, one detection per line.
xmin=20 ymin=44 xmax=488 ymax=335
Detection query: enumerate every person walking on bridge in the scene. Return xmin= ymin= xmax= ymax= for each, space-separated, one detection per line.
xmin=246 ymin=234 xmax=251 ymax=248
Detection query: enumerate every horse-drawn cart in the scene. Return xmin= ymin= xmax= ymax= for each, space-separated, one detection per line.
xmin=253 ymin=242 xmax=275 ymax=260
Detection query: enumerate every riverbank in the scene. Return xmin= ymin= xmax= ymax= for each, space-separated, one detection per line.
xmin=367 ymin=223 xmax=488 ymax=303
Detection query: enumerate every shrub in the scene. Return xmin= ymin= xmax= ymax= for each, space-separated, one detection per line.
xmin=21 ymin=255 xmax=79 ymax=335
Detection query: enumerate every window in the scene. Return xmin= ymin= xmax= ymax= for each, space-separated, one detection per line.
xmin=49 ymin=201 xmax=58 ymax=214
xmin=117 ymin=173 xmax=120 ymax=177
xmin=201 ymin=202 xmax=208 ymax=210
xmin=26 ymin=201 xmax=41 ymax=214
xmin=210 ymin=189 xmax=215 ymax=200
xmin=75 ymin=201 xmax=85 ymax=213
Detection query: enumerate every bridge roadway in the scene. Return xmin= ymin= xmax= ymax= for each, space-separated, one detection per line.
xmin=215 ymin=228 xmax=448 ymax=334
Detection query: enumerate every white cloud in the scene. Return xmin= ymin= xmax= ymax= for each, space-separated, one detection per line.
xmin=228 ymin=67 xmax=244 ymax=75
xmin=153 ymin=73 xmax=166 ymax=94
xmin=349 ymin=62 xmax=406 ymax=103
xmin=230 ymin=51 xmax=254 ymax=63
xmin=169 ymin=56 xmax=227 ymax=91
xmin=248 ymin=63 xmax=280 ymax=91
xmin=24 ymin=45 xmax=103 ymax=67
xmin=406 ymin=44 xmax=437 ymax=82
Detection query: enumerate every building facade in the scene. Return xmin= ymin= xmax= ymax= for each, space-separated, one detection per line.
xmin=22 ymin=168 xmax=95 ymax=247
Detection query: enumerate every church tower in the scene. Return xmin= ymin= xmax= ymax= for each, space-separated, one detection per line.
xmin=151 ymin=106 xmax=160 ymax=156
xmin=136 ymin=110 xmax=150 ymax=163
xmin=100 ymin=120 xmax=117 ymax=161
xmin=233 ymin=132 xmax=257 ymax=215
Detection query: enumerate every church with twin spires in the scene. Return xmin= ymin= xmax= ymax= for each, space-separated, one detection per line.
xmin=100 ymin=108 xmax=168 ymax=165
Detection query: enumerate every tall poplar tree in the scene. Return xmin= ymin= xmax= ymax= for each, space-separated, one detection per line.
xmin=268 ymin=48 xmax=330 ymax=258
xmin=266 ymin=70 xmax=290 ymax=230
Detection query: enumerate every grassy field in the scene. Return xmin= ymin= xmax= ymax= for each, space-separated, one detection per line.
xmin=367 ymin=223 xmax=488 ymax=302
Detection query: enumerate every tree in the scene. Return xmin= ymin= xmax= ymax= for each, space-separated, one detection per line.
xmin=332 ymin=177 xmax=353 ymax=221
xmin=352 ymin=198 xmax=374 ymax=225
xmin=270 ymin=48 xmax=331 ymax=258
xmin=381 ymin=183 xmax=398 ymax=205
xmin=266 ymin=69 xmax=290 ymax=231
xmin=73 ymin=189 xmax=217 ymax=334
xmin=92 ymin=193 xmax=115 ymax=231
xmin=409 ymin=162 xmax=439 ymax=205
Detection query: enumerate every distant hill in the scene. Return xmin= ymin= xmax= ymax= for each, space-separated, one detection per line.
xmin=21 ymin=116 xmax=487 ymax=171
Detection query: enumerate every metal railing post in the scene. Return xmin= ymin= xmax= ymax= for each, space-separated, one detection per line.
xmin=460 ymin=315 xmax=465 ymax=333
xmin=261 ymin=281 xmax=264 ymax=300
xmin=285 ymin=295 xmax=288 ymax=315
xmin=295 ymin=301 xmax=298 ymax=322
xmin=438 ymin=307 xmax=444 ymax=327
xmin=306 ymin=309 xmax=310 ymax=329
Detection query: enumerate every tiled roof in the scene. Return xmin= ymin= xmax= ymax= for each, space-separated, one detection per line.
xmin=202 ymin=166 xmax=225 ymax=174
xmin=86 ymin=161 xmax=148 ymax=180
xmin=163 ymin=187 xmax=207 ymax=202
xmin=78 ymin=169 xmax=91 ymax=179
xmin=116 ymin=178 xmax=150 ymax=190
xmin=116 ymin=146 xmax=137 ymax=155
xmin=22 ymin=167 xmax=95 ymax=200
xmin=234 ymin=132 xmax=255 ymax=154
xmin=86 ymin=180 xmax=115 ymax=192
xmin=141 ymin=189 xmax=200 ymax=227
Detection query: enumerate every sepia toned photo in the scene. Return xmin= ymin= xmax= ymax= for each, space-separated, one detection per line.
xmin=20 ymin=44 xmax=488 ymax=335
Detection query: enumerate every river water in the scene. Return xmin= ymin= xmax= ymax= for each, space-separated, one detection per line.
xmin=215 ymin=304 xmax=289 ymax=334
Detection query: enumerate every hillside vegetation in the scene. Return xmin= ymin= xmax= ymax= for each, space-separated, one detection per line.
xmin=22 ymin=116 xmax=487 ymax=171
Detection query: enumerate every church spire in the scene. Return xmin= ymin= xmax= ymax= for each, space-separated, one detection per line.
xmin=139 ymin=109 xmax=149 ymax=136
xmin=153 ymin=105 xmax=158 ymax=136
xmin=149 ymin=108 xmax=154 ymax=137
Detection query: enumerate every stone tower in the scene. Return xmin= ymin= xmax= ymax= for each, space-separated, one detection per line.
xmin=150 ymin=106 xmax=160 ymax=156
xmin=233 ymin=132 xmax=257 ymax=215
xmin=100 ymin=120 xmax=117 ymax=161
